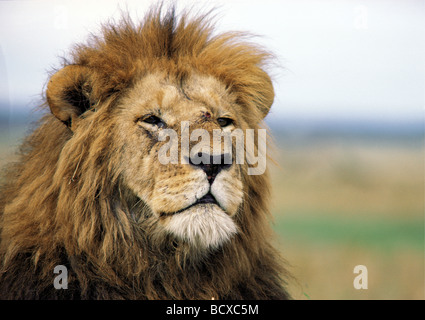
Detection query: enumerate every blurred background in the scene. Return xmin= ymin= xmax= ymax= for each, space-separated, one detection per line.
xmin=0 ymin=0 xmax=423 ymax=299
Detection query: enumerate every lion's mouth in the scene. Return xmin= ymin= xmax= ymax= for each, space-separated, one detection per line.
xmin=160 ymin=192 xmax=219 ymax=217
xmin=195 ymin=192 xmax=217 ymax=205
xmin=177 ymin=192 xmax=219 ymax=213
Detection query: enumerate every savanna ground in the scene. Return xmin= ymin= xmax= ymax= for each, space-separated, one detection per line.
xmin=0 ymin=117 xmax=424 ymax=300
xmin=269 ymin=126 xmax=424 ymax=300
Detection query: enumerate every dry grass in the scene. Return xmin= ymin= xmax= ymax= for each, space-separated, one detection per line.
xmin=269 ymin=138 xmax=424 ymax=300
xmin=270 ymin=142 xmax=424 ymax=217
xmin=282 ymin=244 xmax=424 ymax=300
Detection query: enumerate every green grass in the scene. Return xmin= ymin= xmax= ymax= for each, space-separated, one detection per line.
xmin=273 ymin=213 xmax=424 ymax=252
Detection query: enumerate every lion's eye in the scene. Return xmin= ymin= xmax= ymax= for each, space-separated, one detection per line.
xmin=217 ymin=117 xmax=234 ymax=127
xmin=141 ymin=115 xmax=165 ymax=127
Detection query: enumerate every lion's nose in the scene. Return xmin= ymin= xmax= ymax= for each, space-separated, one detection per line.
xmin=189 ymin=152 xmax=232 ymax=183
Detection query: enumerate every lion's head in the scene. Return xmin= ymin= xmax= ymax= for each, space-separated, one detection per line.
xmin=0 ymin=6 xmax=289 ymax=300
xmin=46 ymin=10 xmax=273 ymax=252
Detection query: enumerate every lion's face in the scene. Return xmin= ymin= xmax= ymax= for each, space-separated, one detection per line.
xmin=114 ymin=72 xmax=245 ymax=249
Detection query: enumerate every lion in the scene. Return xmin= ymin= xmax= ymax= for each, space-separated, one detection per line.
xmin=0 ymin=6 xmax=291 ymax=299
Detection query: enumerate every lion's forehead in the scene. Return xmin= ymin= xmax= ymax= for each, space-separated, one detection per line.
xmin=119 ymin=72 xmax=235 ymax=123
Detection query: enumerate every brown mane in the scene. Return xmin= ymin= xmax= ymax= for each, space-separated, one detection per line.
xmin=0 ymin=5 xmax=290 ymax=299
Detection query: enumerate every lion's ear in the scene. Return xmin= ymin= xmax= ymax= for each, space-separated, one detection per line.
xmin=46 ymin=65 xmax=95 ymax=127
xmin=256 ymin=74 xmax=274 ymax=119
xmin=235 ymin=69 xmax=275 ymax=120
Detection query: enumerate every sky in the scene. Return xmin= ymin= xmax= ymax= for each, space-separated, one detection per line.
xmin=0 ymin=0 xmax=424 ymax=123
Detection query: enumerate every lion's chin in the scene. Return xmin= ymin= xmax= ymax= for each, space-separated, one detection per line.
xmin=162 ymin=204 xmax=238 ymax=250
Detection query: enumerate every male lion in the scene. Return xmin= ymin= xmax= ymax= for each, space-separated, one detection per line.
xmin=0 ymin=6 xmax=290 ymax=299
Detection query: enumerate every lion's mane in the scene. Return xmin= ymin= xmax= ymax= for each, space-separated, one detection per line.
xmin=0 ymin=6 xmax=290 ymax=299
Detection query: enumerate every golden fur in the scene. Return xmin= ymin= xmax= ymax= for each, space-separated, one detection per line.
xmin=0 ymin=6 xmax=290 ymax=299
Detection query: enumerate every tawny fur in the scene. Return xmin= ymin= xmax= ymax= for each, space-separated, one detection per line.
xmin=0 ymin=6 xmax=290 ymax=299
